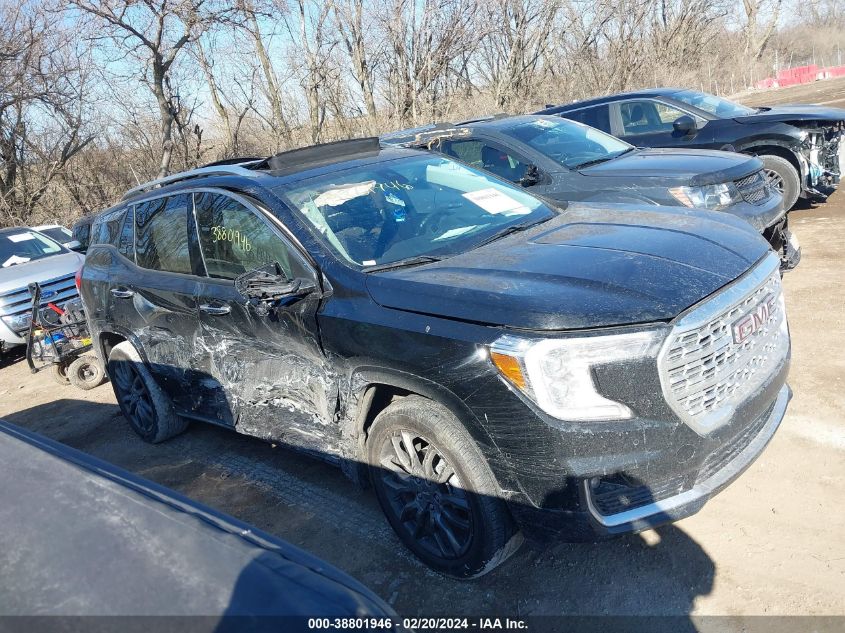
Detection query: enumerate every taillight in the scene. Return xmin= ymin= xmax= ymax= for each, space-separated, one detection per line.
xmin=75 ymin=266 xmax=83 ymax=291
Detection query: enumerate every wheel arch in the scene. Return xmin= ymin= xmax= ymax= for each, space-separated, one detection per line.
xmin=342 ymin=367 xmax=517 ymax=491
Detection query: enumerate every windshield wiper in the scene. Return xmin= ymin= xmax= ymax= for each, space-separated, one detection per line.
xmin=363 ymin=255 xmax=441 ymax=273
xmin=571 ymin=147 xmax=636 ymax=170
xmin=471 ymin=215 xmax=552 ymax=249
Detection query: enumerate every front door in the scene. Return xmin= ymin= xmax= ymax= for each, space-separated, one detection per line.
xmin=612 ymin=99 xmax=713 ymax=149
xmin=189 ymin=191 xmax=339 ymax=454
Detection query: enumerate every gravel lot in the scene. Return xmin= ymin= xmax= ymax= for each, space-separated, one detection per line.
xmin=1 ymin=84 xmax=843 ymax=619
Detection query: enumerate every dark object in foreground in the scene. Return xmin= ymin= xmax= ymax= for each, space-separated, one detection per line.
xmin=0 ymin=419 xmax=396 ymax=623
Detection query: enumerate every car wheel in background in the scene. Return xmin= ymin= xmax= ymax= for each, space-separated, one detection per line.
xmin=67 ymin=355 xmax=107 ymax=391
xmin=107 ymin=341 xmax=187 ymax=443
xmin=367 ymin=395 xmax=522 ymax=579
xmin=760 ymin=154 xmax=801 ymax=210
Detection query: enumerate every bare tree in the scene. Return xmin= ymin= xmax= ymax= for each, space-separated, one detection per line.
xmin=69 ymin=0 xmax=221 ymax=178
xmin=0 ymin=2 xmax=93 ymax=226
xmin=742 ymin=0 xmax=783 ymax=60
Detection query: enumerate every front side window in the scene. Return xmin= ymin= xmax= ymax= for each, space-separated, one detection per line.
xmin=671 ymin=90 xmax=755 ymax=118
xmin=441 ymin=140 xmax=530 ymax=184
xmin=194 ymin=192 xmax=308 ymax=280
xmin=135 ymin=195 xmax=192 ymax=274
xmin=504 ymin=117 xmax=631 ymax=169
xmin=619 ymin=100 xmax=688 ymax=135
xmin=0 ymin=230 xmax=64 ymax=268
xmin=278 ymin=155 xmax=554 ymax=267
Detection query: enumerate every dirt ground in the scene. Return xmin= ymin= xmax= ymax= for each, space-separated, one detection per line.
xmin=1 ymin=84 xmax=844 ymax=619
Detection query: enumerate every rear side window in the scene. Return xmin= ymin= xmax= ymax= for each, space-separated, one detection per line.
xmin=564 ymin=105 xmax=611 ymax=133
xmin=117 ymin=206 xmax=135 ymax=260
xmin=91 ymin=208 xmax=126 ymax=247
xmin=194 ymin=192 xmax=304 ymax=280
xmin=135 ymin=195 xmax=192 ymax=274
xmin=72 ymin=221 xmax=91 ymax=249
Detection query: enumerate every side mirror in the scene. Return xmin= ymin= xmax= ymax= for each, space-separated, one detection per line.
xmin=66 ymin=240 xmax=84 ymax=252
xmin=520 ymin=164 xmax=541 ymax=187
xmin=673 ymin=115 xmax=697 ymax=135
xmin=235 ymin=263 xmax=317 ymax=314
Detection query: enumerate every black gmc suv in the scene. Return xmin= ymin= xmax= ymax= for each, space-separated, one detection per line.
xmin=80 ymin=139 xmax=792 ymax=578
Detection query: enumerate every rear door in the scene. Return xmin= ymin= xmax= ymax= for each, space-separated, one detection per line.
xmin=124 ymin=194 xmax=205 ymax=412
xmin=189 ymin=190 xmax=338 ymax=453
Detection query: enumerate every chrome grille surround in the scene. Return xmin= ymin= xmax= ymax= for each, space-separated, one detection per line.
xmin=734 ymin=170 xmax=771 ymax=205
xmin=657 ymin=252 xmax=789 ymax=435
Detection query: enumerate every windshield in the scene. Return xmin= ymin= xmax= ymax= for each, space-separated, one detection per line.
xmin=36 ymin=226 xmax=72 ymax=243
xmin=278 ymin=155 xmax=555 ymax=267
xmin=671 ymin=90 xmax=755 ymax=118
xmin=503 ymin=117 xmax=632 ymax=169
xmin=1 ymin=230 xmax=65 ymax=268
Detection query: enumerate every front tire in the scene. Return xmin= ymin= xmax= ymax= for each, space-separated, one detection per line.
xmin=367 ymin=396 xmax=522 ymax=578
xmin=107 ymin=341 xmax=187 ymax=443
xmin=760 ymin=154 xmax=801 ymax=210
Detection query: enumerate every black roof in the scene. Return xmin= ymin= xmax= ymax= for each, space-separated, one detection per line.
xmin=536 ymin=87 xmax=685 ymax=114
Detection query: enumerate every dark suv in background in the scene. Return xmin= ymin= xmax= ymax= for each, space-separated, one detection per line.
xmin=383 ymin=115 xmax=797 ymax=270
xmin=537 ymin=88 xmax=845 ymax=210
xmin=80 ymin=139 xmax=791 ymax=578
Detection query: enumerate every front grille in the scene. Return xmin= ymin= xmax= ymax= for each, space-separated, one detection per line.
xmin=0 ymin=272 xmax=79 ymax=335
xmin=734 ymin=170 xmax=771 ymax=205
xmin=657 ymin=254 xmax=789 ymax=435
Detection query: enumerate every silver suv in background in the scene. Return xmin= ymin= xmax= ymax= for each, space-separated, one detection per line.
xmin=0 ymin=227 xmax=84 ymax=352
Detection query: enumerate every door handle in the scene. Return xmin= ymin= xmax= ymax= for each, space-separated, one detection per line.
xmin=110 ymin=288 xmax=134 ymax=298
xmin=200 ymin=303 xmax=231 ymax=316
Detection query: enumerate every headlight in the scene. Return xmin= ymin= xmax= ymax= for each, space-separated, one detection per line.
xmin=2 ymin=313 xmax=31 ymax=332
xmin=669 ymin=182 xmax=742 ymax=210
xmin=489 ymin=328 xmax=666 ymax=421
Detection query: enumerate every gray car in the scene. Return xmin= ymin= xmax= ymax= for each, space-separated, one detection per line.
xmin=384 ymin=115 xmax=798 ymax=270
xmin=0 ymin=227 xmax=84 ymax=351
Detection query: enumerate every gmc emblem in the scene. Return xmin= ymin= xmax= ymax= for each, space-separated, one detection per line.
xmin=732 ymin=294 xmax=777 ymax=344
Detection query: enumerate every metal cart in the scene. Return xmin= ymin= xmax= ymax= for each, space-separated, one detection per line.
xmin=24 ymin=282 xmax=106 ymax=390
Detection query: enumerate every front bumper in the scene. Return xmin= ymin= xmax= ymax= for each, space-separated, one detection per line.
xmin=726 ymin=193 xmax=784 ymax=234
xmin=508 ymin=382 xmax=791 ymax=543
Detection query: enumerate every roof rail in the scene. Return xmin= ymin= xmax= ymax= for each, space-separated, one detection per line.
xmin=122 ymin=160 xmax=264 ymax=200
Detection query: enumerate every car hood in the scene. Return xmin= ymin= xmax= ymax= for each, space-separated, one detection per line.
xmin=577 ymin=148 xmax=762 ymax=186
xmin=365 ymin=205 xmax=768 ymax=330
xmin=0 ymin=251 xmax=84 ymax=294
xmin=736 ymin=104 xmax=845 ymax=124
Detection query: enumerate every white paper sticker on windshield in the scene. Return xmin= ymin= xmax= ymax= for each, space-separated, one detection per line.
xmin=462 ymin=188 xmax=530 ymax=215
xmin=2 ymin=255 xmax=31 ymax=268
xmin=313 ymin=181 xmax=376 ymax=207
xmin=434 ymin=226 xmax=478 ymax=241
xmin=7 ymin=232 xmax=34 ymax=243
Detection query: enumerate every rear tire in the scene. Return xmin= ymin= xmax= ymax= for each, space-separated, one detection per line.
xmin=107 ymin=341 xmax=187 ymax=443
xmin=760 ymin=154 xmax=800 ymax=211
xmin=67 ymin=355 xmax=107 ymax=390
xmin=51 ymin=362 xmax=71 ymax=385
xmin=367 ymin=395 xmax=522 ymax=578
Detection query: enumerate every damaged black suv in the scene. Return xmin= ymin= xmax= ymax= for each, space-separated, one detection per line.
xmin=80 ymin=139 xmax=791 ymax=578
